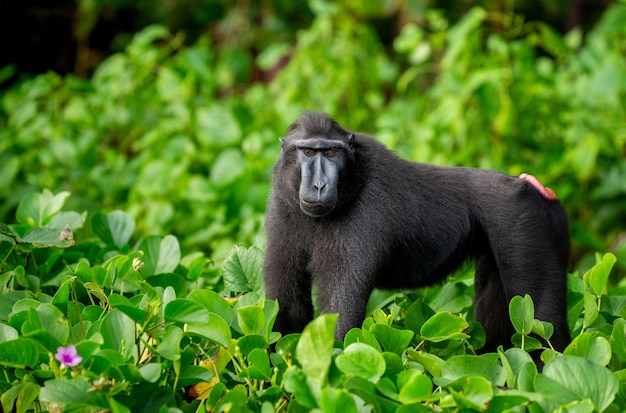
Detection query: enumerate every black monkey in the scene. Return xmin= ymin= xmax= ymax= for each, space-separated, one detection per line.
xmin=264 ymin=111 xmax=570 ymax=353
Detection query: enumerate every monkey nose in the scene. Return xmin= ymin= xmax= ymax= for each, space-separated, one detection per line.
xmin=314 ymin=182 xmax=327 ymax=197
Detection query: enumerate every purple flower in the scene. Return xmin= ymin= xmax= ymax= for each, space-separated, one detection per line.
xmin=55 ymin=345 xmax=82 ymax=368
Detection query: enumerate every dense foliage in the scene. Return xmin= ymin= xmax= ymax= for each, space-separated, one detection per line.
xmin=0 ymin=190 xmax=625 ymax=412
xmin=1 ymin=1 xmax=626 ymax=412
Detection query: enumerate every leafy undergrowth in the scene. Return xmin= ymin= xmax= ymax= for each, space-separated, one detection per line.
xmin=1 ymin=191 xmax=625 ymax=412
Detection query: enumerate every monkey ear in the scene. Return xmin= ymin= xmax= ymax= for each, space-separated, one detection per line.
xmin=279 ymin=137 xmax=286 ymax=152
xmin=347 ymin=133 xmax=355 ymax=151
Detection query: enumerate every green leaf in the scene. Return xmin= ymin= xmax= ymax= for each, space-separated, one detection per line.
xmin=283 ymin=366 xmax=320 ymax=408
xmin=92 ymin=210 xmax=135 ymax=249
xmin=187 ymin=289 xmax=235 ymax=325
xmin=49 ymin=211 xmax=87 ymax=230
xmin=610 ymin=320 xmax=626 ymax=362
xmin=185 ymin=312 xmax=232 ymax=347
xmin=583 ymin=253 xmax=616 ymax=296
xmin=164 ymin=299 xmax=210 ymax=324
xmin=100 ymin=309 xmax=138 ymax=362
xmin=0 ymin=338 xmax=39 ymax=368
xmin=16 ymin=190 xmax=70 ymax=227
xmin=438 ymin=355 xmax=507 ymax=387
xmin=240 ymin=348 xmax=272 ymax=380
xmin=397 ymin=370 xmax=433 ymax=404
xmin=210 ymin=148 xmax=246 ymax=187
xmin=509 ymin=295 xmax=534 ymax=335
xmin=406 ymin=350 xmax=445 ymax=378
xmin=320 ymin=388 xmax=358 ymax=413
xmin=236 ymin=305 xmax=266 ymax=336
xmin=39 ymin=377 xmax=109 ymax=409
xmin=335 ymin=343 xmax=386 ymax=381
xmin=449 ymin=376 xmax=493 ymax=410
xmin=1 ymin=382 xmax=39 ymax=413
xmin=195 ymin=105 xmax=241 ymax=147
xmin=370 ymin=324 xmax=414 ymax=355
xmin=20 ymin=226 xmax=75 ymax=248
xmin=296 ymin=314 xmax=338 ymax=388
xmin=420 ymin=311 xmax=469 ymax=342
xmin=564 ymin=332 xmax=612 ymax=366
xmin=156 ymin=235 xmax=181 ymax=274
xmin=156 ymin=324 xmax=183 ymax=360
xmin=137 ymin=235 xmax=181 ymax=277
xmin=540 ymin=356 xmax=619 ymax=412
xmin=582 ymin=289 xmax=599 ymax=328
xmin=222 ymin=245 xmax=264 ymax=293
xmin=237 ymin=334 xmax=268 ymax=356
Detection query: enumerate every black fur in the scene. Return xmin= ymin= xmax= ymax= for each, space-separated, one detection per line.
xmin=264 ymin=112 xmax=570 ymax=352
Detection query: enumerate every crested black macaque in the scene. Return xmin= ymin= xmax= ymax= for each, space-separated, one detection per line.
xmin=264 ymin=111 xmax=570 ymax=353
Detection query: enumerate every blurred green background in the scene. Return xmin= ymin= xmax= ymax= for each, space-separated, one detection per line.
xmin=1 ymin=0 xmax=625 ymax=279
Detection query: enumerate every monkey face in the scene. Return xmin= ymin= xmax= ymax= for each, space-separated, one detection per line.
xmin=295 ymin=140 xmax=344 ymax=217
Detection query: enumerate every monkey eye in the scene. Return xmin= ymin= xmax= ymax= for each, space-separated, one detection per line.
xmin=324 ymin=150 xmax=336 ymax=157
xmin=304 ymin=149 xmax=317 ymax=156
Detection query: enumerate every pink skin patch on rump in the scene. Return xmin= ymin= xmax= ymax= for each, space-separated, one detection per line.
xmin=519 ymin=173 xmax=557 ymax=200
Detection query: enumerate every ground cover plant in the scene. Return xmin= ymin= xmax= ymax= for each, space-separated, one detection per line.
xmin=0 ymin=191 xmax=625 ymax=412
xmin=1 ymin=1 xmax=626 ymax=412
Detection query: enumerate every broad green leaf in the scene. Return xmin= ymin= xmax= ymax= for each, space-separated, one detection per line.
xmin=420 ymin=311 xmax=469 ymax=342
xmin=164 ymin=299 xmax=210 ymax=324
xmin=21 ymin=305 xmax=67 ymax=352
xmin=0 ymin=338 xmax=39 ymax=368
xmin=48 ymin=211 xmax=86 ymax=230
xmin=222 ymin=245 xmax=264 ymax=293
xmin=156 ymin=324 xmax=183 ymax=360
xmin=210 ymin=148 xmax=246 ymax=187
xmin=1 ymin=382 xmax=39 ymax=413
xmin=449 ymin=376 xmax=493 ymax=411
xmin=185 ymin=312 xmax=232 ymax=347
xmin=283 ymin=366 xmax=320 ymax=408
xmin=490 ymin=393 xmax=533 ymax=412
xmin=509 ymin=295 xmax=534 ymax=335
xmin=296 ymin=314 xmax=338 ymax=388
xmin=237 ymin=334 xmax=268 ymax=357
xmin=92 ymin=210 xmax=135 ymax=249
xmin=404 ymin=299 xmax=435 ymax=334
xmin=610 ymin=320 xmax=626 ymax=362
xmin=156 ymin=235 xmax=181 ymax=274
xmin=109 ymin=293 xmax=147 ymax=324
xmin=370 ymin=324 xmax=414 ymax=355
xmin=39 ymin=377 xmax=108 ymax=409
xmin=137 ymin=235 xmax=181 ymax=277
xmin=239 ymin=348 xmax=271 ymax=380
xmin=16 ymin=190 xmax=70 ymax=227
xmin=540 ymin=356 xmax=619 ymax=412
xmin=438 ymin=355 xmax=507 ymax=387
xmin=0 ymin=323 xmax=18 ymax=341
xmin=236 ymin=305 xmax=266 ymax=336
xmin=498 ymin=347 xmax=533 ymax=388
xmin=320 ymin=388 xmax=358 ymax=413
xmin=187 ymin=289 xmax=234 ymax=325
xmin=196 ymin=105 xmax=241 ymax=147
xmin=397 ymin=370 xmax=433 ymax=404
xmin=0 ymin=222 xmax=18 ymax=244
xmin=335 ymin=343 xmax=386 ymax=381
xmin=564 ymin=332 xmax=612 ymax=366
xmin=583 ymin=253 xmax=616 ymax=296
xmin=582 ymin=289 xmax=599 ymax=328
xmin=20 ymin=226 xmax=74 ymax=248
xmin=177 ymin=365 xmax=214 ymax=388
xmin=406 ymin=350 xmax=445 ymax=378
xmin=531 ymin=319 xmax=554 ymax=340
xmin=100 ymin=309 xmax=138 ymax=362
